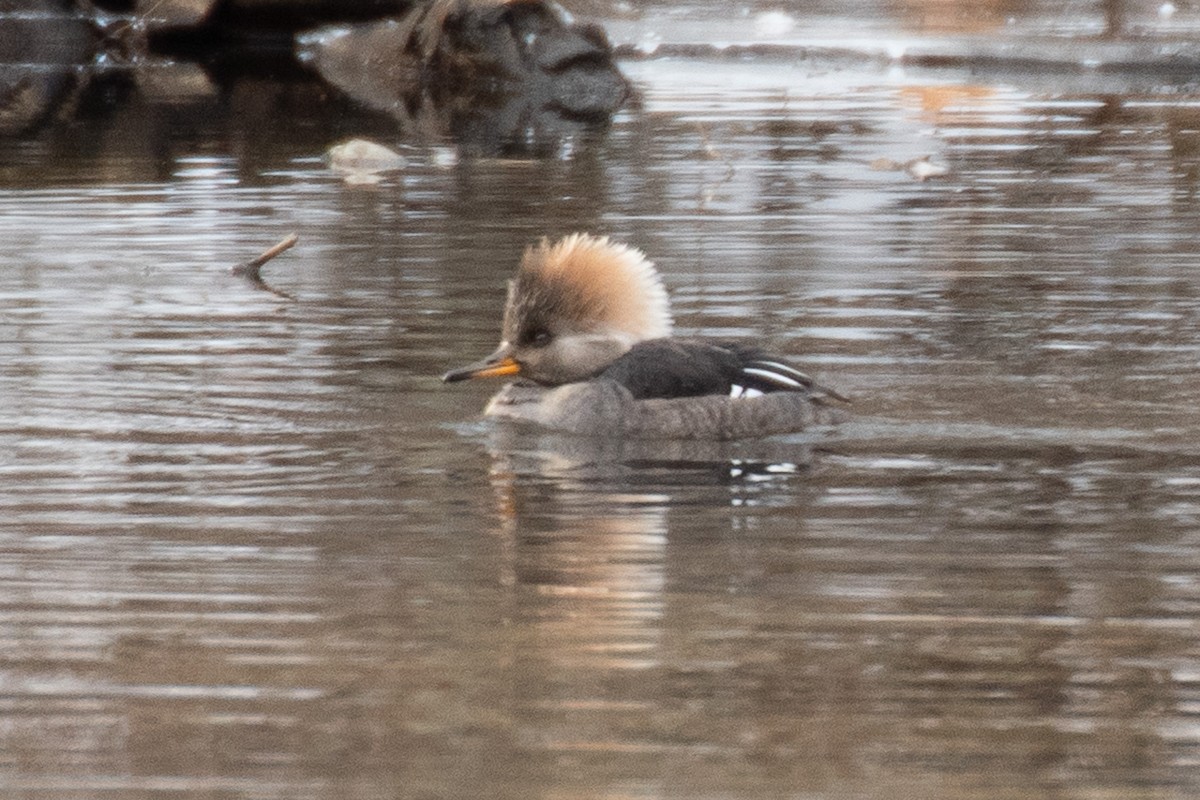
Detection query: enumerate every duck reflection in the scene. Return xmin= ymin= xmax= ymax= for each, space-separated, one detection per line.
xmin=470 ymin=425 xmax=1194 ymax=794
xmin=478 ymin=426 xmax=828 ymax=770
xmin=480 ymin=426 xmax=825 ymax=641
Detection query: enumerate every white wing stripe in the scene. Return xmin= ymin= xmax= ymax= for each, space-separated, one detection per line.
xmin=729 ymin=384 xmax=765 ymax=399
xmin=750 ymin=360 xmax=814 ymax=384
xmin=742 ymin=366 xmax=804 ymax=390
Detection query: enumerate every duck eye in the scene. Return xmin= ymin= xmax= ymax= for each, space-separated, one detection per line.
xmin=527 ymin=329 xmax=553 ymax=347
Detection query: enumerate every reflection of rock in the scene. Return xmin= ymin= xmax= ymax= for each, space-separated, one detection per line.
xmin=4 ymin=0 xmax=628 ymax=154
xmin=0 ymin=9 xmax=97 ymax=135
xmin=134 ymin=0 xmax=219 ymax=31
xmin=298 ymin=0 xmax=631 ymax=155
xmin=0 ymin=0 xmax=163 ymax=136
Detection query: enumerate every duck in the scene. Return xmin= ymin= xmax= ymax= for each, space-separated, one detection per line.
xmin=442 ymin=233 xmax=848 ymax=439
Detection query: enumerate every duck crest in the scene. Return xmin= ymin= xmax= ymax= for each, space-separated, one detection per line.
xmin=503 ymin=233 xmax=673 ymax=345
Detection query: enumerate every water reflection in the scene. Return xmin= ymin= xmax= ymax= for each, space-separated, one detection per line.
xmin=459 ymin=420 xmax=1200 ymax=798
xmin=4 ymin=2 xmax=1200 ymax=798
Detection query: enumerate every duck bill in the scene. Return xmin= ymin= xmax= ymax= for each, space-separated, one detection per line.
xmin=442 ymin=348 xmax=521 ymax=383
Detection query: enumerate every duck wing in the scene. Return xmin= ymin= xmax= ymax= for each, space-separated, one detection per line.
xmin=599 ymin=339 xmax=849 ymax=402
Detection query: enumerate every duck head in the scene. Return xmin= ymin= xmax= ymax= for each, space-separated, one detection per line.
xmin=443 ymin=233 xmax=673 ymax=386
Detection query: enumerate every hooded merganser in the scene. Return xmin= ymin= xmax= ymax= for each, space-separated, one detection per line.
xmin=442 ymin=233 xmax=848 ymax=439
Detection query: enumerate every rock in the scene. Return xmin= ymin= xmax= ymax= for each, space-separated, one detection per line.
xmin=326 ymin=137 xmax=407 ymax=182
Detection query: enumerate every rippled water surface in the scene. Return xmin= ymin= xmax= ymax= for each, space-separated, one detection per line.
xmin=3 ymin=3 xmax=1200 ymax=798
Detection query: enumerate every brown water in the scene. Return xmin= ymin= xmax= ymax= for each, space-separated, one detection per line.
xmin=3 ymin=2 xmax=1200 ymax=798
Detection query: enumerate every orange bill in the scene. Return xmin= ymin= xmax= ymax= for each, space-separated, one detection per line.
xmin=442 ymin=355 xmax=521 ymax=383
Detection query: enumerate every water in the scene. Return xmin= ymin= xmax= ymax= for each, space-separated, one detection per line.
xmin=2 ymin=2 xmax=1200 ymax=798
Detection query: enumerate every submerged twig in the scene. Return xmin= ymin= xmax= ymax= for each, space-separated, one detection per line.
xmin=233 ymin=233 xmax=297 ymax=277
xmin=232 ymin=233 xmax=298 ymax=299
